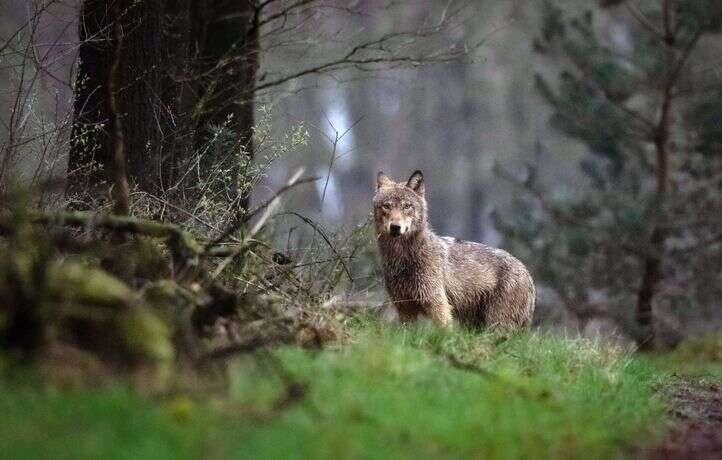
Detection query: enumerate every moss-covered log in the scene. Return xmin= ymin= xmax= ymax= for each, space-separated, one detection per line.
xmin=29 ymin=210 xmax=204 ymax=261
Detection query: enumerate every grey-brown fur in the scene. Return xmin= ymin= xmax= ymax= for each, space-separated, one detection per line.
xmin=374 ymin=170 xmax=535 ymax=330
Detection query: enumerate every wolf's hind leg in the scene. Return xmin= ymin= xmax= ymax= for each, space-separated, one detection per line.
xmin=485 ymin=300 xmax=527 ymax=331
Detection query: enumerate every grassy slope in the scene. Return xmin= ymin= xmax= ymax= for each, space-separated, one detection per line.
xmin=1 ymin=324 xmax=672 ymax=460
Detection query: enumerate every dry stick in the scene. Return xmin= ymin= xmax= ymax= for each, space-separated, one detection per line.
xmin=320 ymin=115 xmax=363 ymax=204
xmin=206 ymin=174 xmax=321 ymax=250
xmin=108 ymin=3 xmax=129 ymax=216
xmin=210 ymin=169 xmax=306 ymax=279
xmin=301 ymin=115 xmax=362 ymax=271
xmin=1 ymin=12 xmax=38 ymax=183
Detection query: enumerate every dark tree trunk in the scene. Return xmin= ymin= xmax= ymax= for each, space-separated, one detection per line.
xmin=634 ymin=4 xmax=679 ymax=351
xmin=67 ymin=0 xmax=258 ymax=207
xmin=67 ymin=0 xmax=188 ymax=201
xmin=635 ymin=227 xmax=664 ymax=351
xmin=67 ymin=0 xmax=114 ymax=199
xmin=190 ymin=0 xmax=259 ymax=210
xmin=634 ymin=127 xmax=670 ymax=351
xmin=67 ymin=0 xmax=259 ymax=210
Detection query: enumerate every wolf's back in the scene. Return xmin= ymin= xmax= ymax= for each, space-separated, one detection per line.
xmin=441 ymin=237 xmax=535 ymax=329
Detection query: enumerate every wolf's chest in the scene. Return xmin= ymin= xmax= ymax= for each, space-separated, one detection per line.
xmin=384 ymin=262 xmax=417 ymax=281
xmin=383 ymin=260 xmax=437 ymax=298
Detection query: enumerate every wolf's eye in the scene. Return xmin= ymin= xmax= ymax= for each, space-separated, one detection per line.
xmin=382 ymin=203 xmax=391 ymax=211
xmin=402 ymin=202 xmax=412 ymax=210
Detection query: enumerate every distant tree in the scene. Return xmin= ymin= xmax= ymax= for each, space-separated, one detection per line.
xmin=499 ymin=0 xmax=722 ymax=348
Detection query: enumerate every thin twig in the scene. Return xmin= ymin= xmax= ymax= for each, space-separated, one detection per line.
xmin=210 ymin=169 xmax=308 ymax=279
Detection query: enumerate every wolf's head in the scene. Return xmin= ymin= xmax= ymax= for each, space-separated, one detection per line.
xmin=373 ymin=170 xmax=427 ymax=238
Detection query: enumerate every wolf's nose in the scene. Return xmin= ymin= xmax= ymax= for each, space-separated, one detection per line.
xmin=389 ymin=224 xmax=401 ymax=236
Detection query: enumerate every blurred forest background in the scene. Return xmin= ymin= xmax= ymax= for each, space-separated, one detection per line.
xmin=1 ymin=0 xmax=721 ymax=367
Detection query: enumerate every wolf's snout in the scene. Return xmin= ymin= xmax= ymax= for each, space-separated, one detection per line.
xmin=389 ymin=223 xmax=402 ymax=237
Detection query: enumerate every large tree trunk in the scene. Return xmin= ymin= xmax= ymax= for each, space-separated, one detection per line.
xmin=67 ymin=0 xmax=259 ymax=211
xmin=66 ymin=0 xmax=113 ymax=199
xmin=67 ymin=0 xmax=187 ymax=202
xmin=189 ymin=0 xmax=259 ymax=210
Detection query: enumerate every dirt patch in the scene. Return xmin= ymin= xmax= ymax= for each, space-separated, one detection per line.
xmin=647 ymin=378 xmax=722 ymax=459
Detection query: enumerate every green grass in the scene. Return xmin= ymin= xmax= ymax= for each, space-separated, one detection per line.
xmin=0 ymin=324 xmax=670 ymax=460
xmin=646 ymin=333 xmax=722 ymax=379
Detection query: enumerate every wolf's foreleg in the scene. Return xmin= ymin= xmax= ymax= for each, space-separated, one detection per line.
xmin=425 ymin=299 xmax=454 ymax=328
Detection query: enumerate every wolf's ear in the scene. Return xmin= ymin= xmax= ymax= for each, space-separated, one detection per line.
xmin=406 ymin=170 xmax=425 ymax=196
xmin=377 ymin=171 xmax=393 ymax=190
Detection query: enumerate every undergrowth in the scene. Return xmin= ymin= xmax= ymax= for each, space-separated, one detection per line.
xmin=0 ymin=323 xmax=669 ymax=460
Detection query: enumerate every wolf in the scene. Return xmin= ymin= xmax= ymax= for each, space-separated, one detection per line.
xmin=374 ymin=170 xmax=535 ymax=330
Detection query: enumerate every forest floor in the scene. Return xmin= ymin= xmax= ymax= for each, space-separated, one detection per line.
xmin=643 ymin=336 xmax=722 ymax=459
xmin=1 ymin=321 xmax=720 ymax=459
xmin=646 ymin=378 xmax=722 ymax=459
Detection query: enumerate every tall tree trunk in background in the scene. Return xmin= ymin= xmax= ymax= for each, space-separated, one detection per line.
xmin=67 ymin=0 xmax=186 ymax=202
xmin=634 ymin=2 xmax=677 ymax=351
xmin=635 ymin=98 xmax=670 ymax=351
xmin=66 ymin=0 xmax=113 ymax=199
xmin=190 ymin=0 xmax=259 ymax=211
